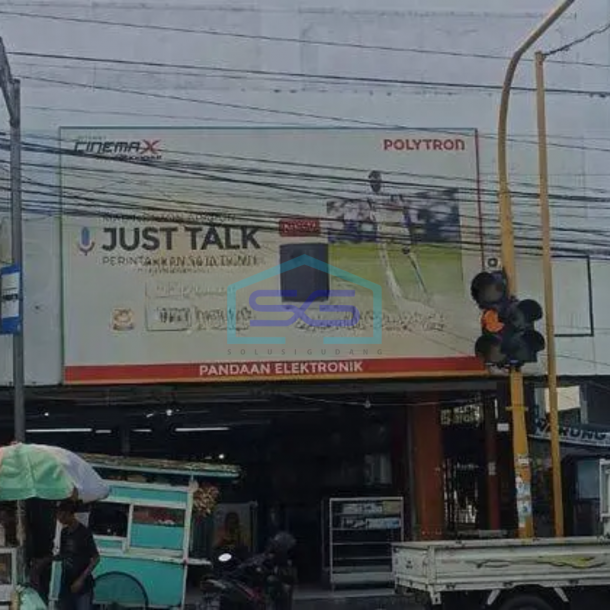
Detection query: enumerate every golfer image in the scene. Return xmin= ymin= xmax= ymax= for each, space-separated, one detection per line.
xmin=367 ymin=171 xmax=429 ymax=296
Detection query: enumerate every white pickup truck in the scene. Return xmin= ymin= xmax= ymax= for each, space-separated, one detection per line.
xmin=392 ymin=460 xmax=610 ymax=610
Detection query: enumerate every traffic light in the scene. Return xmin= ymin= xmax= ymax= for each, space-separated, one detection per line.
xmin=470 ymin=271 xmax=545 ymax=369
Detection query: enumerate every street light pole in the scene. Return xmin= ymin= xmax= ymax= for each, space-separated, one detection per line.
xmin=497 ymin=0 xmax=574 ymax=538
xmin=535 ymin=50 xmax=564 ymax=537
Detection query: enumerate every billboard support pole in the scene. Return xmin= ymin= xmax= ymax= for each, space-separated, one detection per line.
xmin=9 ymin=80 xmax=24 ymax=444
xmin=535 ymin=50 xmax=564 ymax=537
xmin=497 ymin=0 xmax=574 ymax=539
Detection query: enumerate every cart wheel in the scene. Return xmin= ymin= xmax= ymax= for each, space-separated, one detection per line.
xmin=497 ymin=593 xmax=554 ymax=610
xmin=93 ymin=571 xmax=149 ymax=609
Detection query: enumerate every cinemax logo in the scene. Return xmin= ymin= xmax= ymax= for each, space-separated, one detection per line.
xmin=73 ymin=138 xmax=162 ymax=161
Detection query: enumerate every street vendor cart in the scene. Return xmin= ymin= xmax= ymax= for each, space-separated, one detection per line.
xmin=49 ymin=454 xmax=241 ymax=609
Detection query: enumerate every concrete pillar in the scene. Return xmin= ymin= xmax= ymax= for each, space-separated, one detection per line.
xmin=410 ymin=396 xmax=444 ymax=540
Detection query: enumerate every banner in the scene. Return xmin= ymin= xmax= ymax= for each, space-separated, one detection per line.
xmin=531 ymin=418 xmax=610 ymax=449
xmin=60 ymin=128 xmax=485 ymax=384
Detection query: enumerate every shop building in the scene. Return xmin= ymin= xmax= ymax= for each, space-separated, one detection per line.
xmin=1 ymin=0 xmax=610 ymax=596
xmin=0 ymin=378 xmax=519 ymax=587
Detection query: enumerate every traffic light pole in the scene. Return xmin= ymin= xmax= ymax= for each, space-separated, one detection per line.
xmin=497 ymin=0 xmax=574 ymax=538
xmin=535 ymin=50 xmax=564 ymax=537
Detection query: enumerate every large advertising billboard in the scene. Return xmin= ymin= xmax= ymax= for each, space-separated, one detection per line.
xmin=59 ymin=128 xmax=485 ymax=384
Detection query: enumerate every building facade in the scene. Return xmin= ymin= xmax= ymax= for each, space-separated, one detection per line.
xmin=0 ymin=0 xmax=609 ymax=583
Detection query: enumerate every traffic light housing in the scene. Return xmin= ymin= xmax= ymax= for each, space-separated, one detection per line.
xmin=470 ymin=271 xmax=545 ymax=369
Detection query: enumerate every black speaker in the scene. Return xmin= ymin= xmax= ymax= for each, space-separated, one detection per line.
xmin=279 ymin=243 xmax=329 ymax=302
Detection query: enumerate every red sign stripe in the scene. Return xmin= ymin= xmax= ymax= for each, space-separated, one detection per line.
xmin=64 ymin=356 xmax=484 ymax=385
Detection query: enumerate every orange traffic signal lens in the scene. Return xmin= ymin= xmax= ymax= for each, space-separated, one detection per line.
xmin=481 ymin=309 xmax=504 ymax=333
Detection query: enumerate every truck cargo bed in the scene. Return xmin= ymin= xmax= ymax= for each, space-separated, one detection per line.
xmin=393 ymin=537 xmax=610 ymax=596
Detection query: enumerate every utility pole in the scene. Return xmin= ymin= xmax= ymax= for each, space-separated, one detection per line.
xmin=535 ymin=50 xmax=564 ymax=537
xmin=0 ymin=38 xmax=25 ymax=444
xmin=9 ymin=81 xmax=23 ymax=444
xmin=0 ymin=38 xmax=26 ymax=572
xmin=497 ymin=0 xmax=574 ymax=538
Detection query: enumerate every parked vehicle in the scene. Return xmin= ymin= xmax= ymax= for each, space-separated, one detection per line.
xmin=201 ymin=532 xmax=295 ymax=610
xmin=392 ymin=460 xmax=610 ymax=610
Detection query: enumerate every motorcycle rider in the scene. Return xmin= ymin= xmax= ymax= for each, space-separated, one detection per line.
xmin=202 ymin=531 xmax=296 ymax=609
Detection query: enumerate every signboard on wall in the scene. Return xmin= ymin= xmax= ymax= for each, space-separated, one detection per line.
xmin=59 ymin=127 xmax=484 ymax=384
xmin=531 ymin=418 xmax=610 ymax=449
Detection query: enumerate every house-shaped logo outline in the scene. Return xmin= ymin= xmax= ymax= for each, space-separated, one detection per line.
xmin=227 ymin=254 xmax=382 ymax=345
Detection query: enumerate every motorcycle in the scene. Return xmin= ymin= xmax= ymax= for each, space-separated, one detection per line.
xmin=200 ymin=532 xmax=295 ymax=610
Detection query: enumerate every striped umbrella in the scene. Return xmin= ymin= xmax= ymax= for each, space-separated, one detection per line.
xmin=0 ymin=443 xmax=110 ymax=503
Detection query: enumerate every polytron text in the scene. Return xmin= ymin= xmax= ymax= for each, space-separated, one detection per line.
xmin=382 ymin=137 xmax=467 ymax=151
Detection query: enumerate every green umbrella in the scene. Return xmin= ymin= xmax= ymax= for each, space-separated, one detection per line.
xmin=0 ymin=443 xmax=109 ymax=502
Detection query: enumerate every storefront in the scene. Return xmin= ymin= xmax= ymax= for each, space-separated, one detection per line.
xmin=0 ymin=378 xmax=514 ymax=590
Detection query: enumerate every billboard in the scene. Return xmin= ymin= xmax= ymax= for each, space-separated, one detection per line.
xmin=59 ymin=128 xmax=485 ymax=384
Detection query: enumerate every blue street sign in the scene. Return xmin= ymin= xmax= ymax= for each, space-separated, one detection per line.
xmin=1 ymin=264 xmax=21 ymax=334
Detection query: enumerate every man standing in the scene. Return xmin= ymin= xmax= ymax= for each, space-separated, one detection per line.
xmin=55 ymin=500 xmax=100 ymax=610
xmin=367 ymin=171 xmax=429 ymax=297
xmin=367 ymin=170 xmax=405 ymax=247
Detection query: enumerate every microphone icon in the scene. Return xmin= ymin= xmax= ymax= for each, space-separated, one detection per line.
xmin=78 ymin=227 xmax=95 ymax=255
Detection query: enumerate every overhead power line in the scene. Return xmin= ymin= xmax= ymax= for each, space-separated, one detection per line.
xmin=0 ymin=9 xmax=523 ymax=60
xmin=23 ymin=75 xmax=394 ymax=126
xmin=14 ymin=50 xmax=610 ymax=97
xmin=16 ymin=93 xmax=610 ymax=166
xmin=0 ymin=132 xmax=594 ymax=204
xmin=18 ymin=72 xmax=610 ymax=145
xmin=3 ymin=134 xmax=610 ymax=260
xmin=546 ymin=20 xmax=610 ymax=57
xmin=3 ymin=8 xmax=606 ymax=71
xmin=8 ymin=51 xmax=514 ymax=88
xmin=9 ymin=130 xmax=610 ymax=208
xmin=12 ymin=2 xmax=610 ymax=89
xmin=4 ymin=133 xmax=610 ymax=253
xmin=21 ymin=59 xmax=610 ymax=99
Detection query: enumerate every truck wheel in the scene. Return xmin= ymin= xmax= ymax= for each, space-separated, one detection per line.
xmin=498 ymin=594 xmax=555 ymax=610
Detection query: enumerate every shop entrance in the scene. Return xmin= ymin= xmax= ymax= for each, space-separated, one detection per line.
xmin=440 ymin=400 xmax=513 ymax=535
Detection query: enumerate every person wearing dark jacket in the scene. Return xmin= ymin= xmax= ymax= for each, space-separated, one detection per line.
xmin=35 ymin=500 xmax=100 ymax=610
